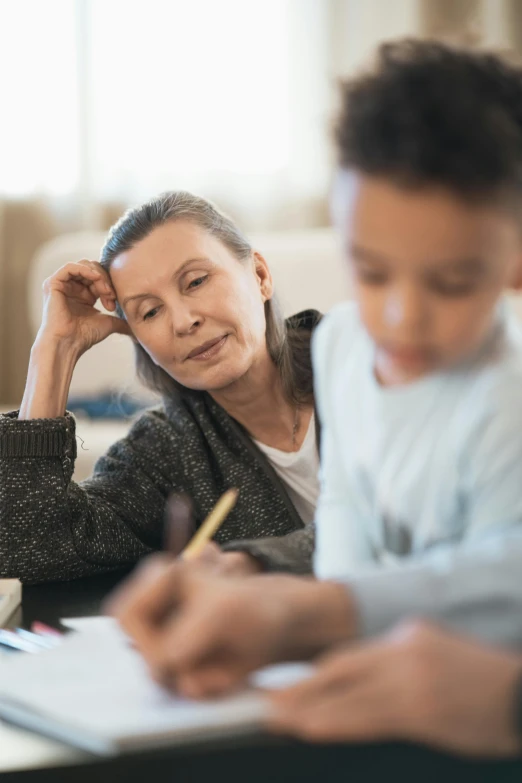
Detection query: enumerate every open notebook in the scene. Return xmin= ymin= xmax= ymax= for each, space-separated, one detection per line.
xmin=0 ymin=618 xmax=310 ymax=756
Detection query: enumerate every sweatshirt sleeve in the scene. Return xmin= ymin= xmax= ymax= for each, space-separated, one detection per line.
xmin=346 ymin=378 xmax=522 ymax=649
xmin=0 ymin=409 xmax=177 ymax=584
xmin=346 ymin=529 xmax=522 ymax=649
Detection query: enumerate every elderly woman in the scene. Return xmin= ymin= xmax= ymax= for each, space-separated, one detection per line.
xmin=0 ymin=192 xmax=320 ymax=583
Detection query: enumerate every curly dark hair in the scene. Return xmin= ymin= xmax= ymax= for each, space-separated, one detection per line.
xmin=335 ymin=39 xmax=522 ymax=203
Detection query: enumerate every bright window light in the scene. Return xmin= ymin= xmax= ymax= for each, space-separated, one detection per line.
xmin=0 ymin=0 xmax=79 ymax=196
xmin=0 ymin=0 xmax=329 ymax=221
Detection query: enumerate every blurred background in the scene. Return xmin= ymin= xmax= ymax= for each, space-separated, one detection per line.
xmin=0 ymin=0 xmax=521 ymax=438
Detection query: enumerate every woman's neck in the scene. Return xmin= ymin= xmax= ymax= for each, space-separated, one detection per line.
xmin=210 ymin=350 xmax=310 ymax=451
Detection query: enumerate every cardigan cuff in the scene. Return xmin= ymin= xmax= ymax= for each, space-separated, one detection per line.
xmin=223 ymin=536 xmax=314 ymax=575
xmin=0 ymin=410 xmax=77 ymax=458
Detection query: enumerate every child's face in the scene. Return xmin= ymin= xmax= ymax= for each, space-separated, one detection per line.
xmin=334 ymin=173 xmax=522 ymax=386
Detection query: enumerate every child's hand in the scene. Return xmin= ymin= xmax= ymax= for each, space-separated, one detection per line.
xmin=106 ymin=558 xmax=354 ymax=697
xmin=107 ymin=559 xmax=301 ymax=695
xmin=269 ymin=620 xmax=522 ymax=758
xmin=193 ymin=542 xmax=263 ymax=576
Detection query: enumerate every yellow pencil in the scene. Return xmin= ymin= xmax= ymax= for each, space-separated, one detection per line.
xmin=182 ymin=488 xmax=239 ymax=560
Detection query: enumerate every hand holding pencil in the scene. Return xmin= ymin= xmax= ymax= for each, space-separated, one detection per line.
xmin=162 ymin=488 xmax=261 ymax=575
xmin=163 ymin=488 xmax=237 ymax=559
xmin=110 ymin=512 xmax=353 ymax=698
xmin=106 ymin=486 xmax=278 ymax=691
xmin=106 ymin=488 xmax=261 ymax=648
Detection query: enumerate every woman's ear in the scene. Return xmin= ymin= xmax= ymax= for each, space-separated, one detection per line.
xmin=253 ymin=251 xmax=274 ymax=302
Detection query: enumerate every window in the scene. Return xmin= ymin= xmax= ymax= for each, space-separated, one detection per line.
xmin=0 ymin=0 xmax=330 ymax=226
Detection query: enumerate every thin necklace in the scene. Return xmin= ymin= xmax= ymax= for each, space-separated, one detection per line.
xmin=291 ymin=406 xmax=300 ymax=450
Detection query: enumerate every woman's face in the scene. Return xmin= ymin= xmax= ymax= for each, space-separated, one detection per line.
xmin=109 ymin=221 xmax=273 ymax=392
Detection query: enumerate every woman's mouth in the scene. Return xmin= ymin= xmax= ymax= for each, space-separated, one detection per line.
xmin=186 ymin=335 xmax=228 ymax=361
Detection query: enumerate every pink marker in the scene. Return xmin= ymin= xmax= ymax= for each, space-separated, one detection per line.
xmin=31 ymin=621 xmax=64 ymax=639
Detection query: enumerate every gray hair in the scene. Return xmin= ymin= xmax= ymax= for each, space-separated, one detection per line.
xmin=100 ymin=191 xmax=313 ymax=405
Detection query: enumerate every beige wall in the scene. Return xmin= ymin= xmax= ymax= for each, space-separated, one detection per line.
xmin=0 ymin=201 xmax=122 ymax=405
xmin=329 ymin=0 xmax=420 ymax=76
xmin=0 ymin=200 xmax=56 ymax=404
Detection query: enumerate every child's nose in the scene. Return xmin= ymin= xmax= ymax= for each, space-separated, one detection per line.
xmin=384 ymin=284 xmax=425 ymax=332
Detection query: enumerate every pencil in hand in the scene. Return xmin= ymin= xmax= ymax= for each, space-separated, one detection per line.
xmin=163 ymin=493 xmax=195 ymax=557
xmin=182 ymin=488 xmax=239 ymax=561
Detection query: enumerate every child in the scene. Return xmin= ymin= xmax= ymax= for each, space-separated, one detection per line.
xmin=314 ymin=39 xmax=522 ymax=593
xmin=111 ymin=40 xmax=522 ymax=692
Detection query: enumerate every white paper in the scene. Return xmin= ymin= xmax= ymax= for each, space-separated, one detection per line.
xmin=0 ymin=618 xmax=312 ymax=754
xmin=60 ymin=616 xmax=117 ymax=632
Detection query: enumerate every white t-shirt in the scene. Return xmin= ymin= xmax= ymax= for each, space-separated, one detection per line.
xmin=313 ymin=301 xmax=522 ymax=581
xmin=254 ymin=413 xmax=320 ymax=525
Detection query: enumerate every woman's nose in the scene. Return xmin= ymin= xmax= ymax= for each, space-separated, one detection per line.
xmin=170 ymin=303 xmax=203 ymax=336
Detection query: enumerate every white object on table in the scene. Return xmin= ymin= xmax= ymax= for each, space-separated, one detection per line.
xmin=0 ymin=580 xmax=21 ymax=627
xmin=0 ymin=618 xmax=311 ymax=756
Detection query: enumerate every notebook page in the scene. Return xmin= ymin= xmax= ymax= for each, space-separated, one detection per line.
xmin=60 ymin=616 xmax=313 ymax=689
xmin=0 ymin=620 xmax=311 ymax=752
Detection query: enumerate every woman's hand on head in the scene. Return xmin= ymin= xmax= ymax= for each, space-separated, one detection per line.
xmin=38 ymin=259 xmax=132 ymax=357
xmin=269 ymin=620 xmax=522 ymax=758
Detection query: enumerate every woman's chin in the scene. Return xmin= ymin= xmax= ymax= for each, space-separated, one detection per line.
xmin=176 ymin=364 xmax=248 ymax=394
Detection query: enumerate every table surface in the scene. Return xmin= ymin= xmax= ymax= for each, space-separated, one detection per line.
xmin=0 ymin=570 xmax=130 ymax=775
xmin=1 ymin=569 xmax=521 ymax=782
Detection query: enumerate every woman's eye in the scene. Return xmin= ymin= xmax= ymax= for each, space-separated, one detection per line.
xmin=143 ymin=306 xmax=160 ymax=321
xmin=188 ymin=275 xmax=208 ymax=290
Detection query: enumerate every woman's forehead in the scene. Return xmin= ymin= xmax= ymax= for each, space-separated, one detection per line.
xmin=109 ymin=222 xmax=241 ymax=298
xmin=111 ymin=222 xmax=232 ymax=274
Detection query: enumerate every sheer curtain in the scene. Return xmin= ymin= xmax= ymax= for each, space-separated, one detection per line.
xmin=3 ymin=0 xmax=521 ymax=402
xmin=0 ymin=0 xmax=331 ymax=228
xmin=0 ymin=0 xmax=331 ymax=402
xmin=0 ymin=0 xmax=80 ymax=197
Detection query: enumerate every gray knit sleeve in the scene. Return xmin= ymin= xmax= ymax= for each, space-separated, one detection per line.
xmin=223 ymin=522 xmax=315 ymax=575
xmin=0 ymin=410 xmax=77 ymax=463
xmin=0 ymin=409 xmax=175 ymax=584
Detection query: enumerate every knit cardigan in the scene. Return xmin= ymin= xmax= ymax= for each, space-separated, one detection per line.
xmin=0 ymin=312 xmax=319 ymax=584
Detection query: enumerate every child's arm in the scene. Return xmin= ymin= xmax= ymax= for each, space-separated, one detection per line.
xmin=345 ymin=528 xmax=522 ymax=648
xmin=342 ymin=382 xmax=522 ymax=647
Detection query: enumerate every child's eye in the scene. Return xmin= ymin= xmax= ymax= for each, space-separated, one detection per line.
xmin=143 ymin=306 xmax=160 ymax=321
xmin=430 ymin=280 xmax=476 ymax=297
xmin=356 ymin=267 xmax=389 ymax=285
xmin=188 ymin=275 xmax=208 ymax=290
